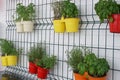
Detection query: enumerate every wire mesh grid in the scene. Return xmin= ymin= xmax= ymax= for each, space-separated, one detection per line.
xmin=5 ymin=0 xmax=120 ymax=80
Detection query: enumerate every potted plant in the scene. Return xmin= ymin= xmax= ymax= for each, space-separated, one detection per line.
xmin=27 ymin=45 xmax=45 ymax=74
xmin=15 ymin=3 xmax=35 ymax=32
xmin=52 ymin=1 xmax=66 ymax=33
xmin=61 ymin=0 xmax=80 ymax=32
xmin=88 ymin=58 xmax=110 ymax=80
xmin=66 ymin=47 xmax=87 ymax=80
xmin=95 ymin=0 xmax=120 ymax=33
xmin=22 ymin=3 xmax=35 ymax=32
xmin=36 ymin=55 xmax=56 ymax=79
xmin=2 ymin=74 xmax=10 ymax=80
xmin=77 ymin=62 xmax=88 ymax=80
xmin=15 ymin=3 xmax=25 ymax=32
xmin=0 ymin=39 xmax=21 ymax=66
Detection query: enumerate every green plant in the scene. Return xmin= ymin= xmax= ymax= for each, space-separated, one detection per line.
xmin=52 ymin=1 xmax=63 ymax=20
xmin=77 ymin=62 xmax=87 ymax=75
xmin=37 ymin=55 xmax=56 ymax=69
xmin=16 ymin=3 xmax=35 ymax=21
xmin=61 ymin=0 xmax=79 ymax=18
xmin=84 ymin=53 xmax=97 ymax=66
xmin=16 ymin=3 xmax=26 ymax=22
xmin=95 ymin=0 xmax=120 ymax=22
xmin=66 ymin=47 xmax=84 ymax=73
xmin=88 ymin=58 xmax=110 ymax=77
xmin=27 ymin=44 xmax=45 ymax=63
xmin=0 ymin=39 xmax=21 ymax=56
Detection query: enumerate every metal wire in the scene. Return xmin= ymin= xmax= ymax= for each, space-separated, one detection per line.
xmin=4 ymin=0 xmax=120 ymax=80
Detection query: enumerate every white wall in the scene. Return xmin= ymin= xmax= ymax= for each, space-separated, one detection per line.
xmin=0 ymin=0 xmax=6 ymax=71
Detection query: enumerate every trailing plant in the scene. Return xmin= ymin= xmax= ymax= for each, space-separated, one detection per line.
xmin=52 ymin=0 xmax=63 ymax=20
xmin=95 ymin=0 xmax=120 ymax=22
xmin=0 ymin=39 xmax=21 ymax=56
xmin=37 ymin=55 xmax=56 ymax=69
xmin=27 ymin=44 xmax=46 ymax=63
xmin=61 ymin=0 xmax=79 ymax=18
xmin=66 ymin=47 xmax=84 ymax=73
xmin=16 ymin=3 xmax=35 ymax=21
xmin=88 ymin=58 xmax=110 ymax=77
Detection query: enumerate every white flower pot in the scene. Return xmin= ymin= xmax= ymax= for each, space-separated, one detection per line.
xmin=16 ymin=22 xmax=24 ymax=32
xmin=23 ymin=21 xmax=34 ymax=32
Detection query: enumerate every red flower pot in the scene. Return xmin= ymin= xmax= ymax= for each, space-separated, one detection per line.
xmin=109 ymin=14 xmax=120 ymax=33
xmin=37 ymin=66 xmax=49 ymax=79
xmin=29 ymin=62 xmax=38 ymax=74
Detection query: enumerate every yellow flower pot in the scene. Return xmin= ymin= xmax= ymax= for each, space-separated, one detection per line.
xmin=1 ymin=56 xmax=8 ymax=66
xmin=2 ymin=77 xmax=9 ymax=80
xmin=53 ymin=20 xmax=65 ymax=33
xmin=65 ymin=18 xmax=80 ymax=32
xmin=7 ymin=56 xmax=17 ymax=66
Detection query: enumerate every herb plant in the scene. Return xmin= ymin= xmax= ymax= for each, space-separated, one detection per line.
xmin=77 ymin=62 xmax=87 ymax=75
xmin=16 ymin=3 xmax=26 ymax=22
xmin=88 ymin=58 xmax=110 ymax=77
xmin=95 ymin=0 xmax=119 ymax=22
xmin=52 ymin=1 xmax=63 ymax=20
xmin=61 ymin=0 xmax=79 ymax=18
xmin=37 ymin=55 xmax=56 ymax=69
xmin=27 ymin=44 xmax=45 ymax=63
xmin=0 ymin=39 xmax=21 ymax=56
xmin=84 ymin=53 xmax=97 ymax=66
xmin=66 ymin=47 xmax=84 ymax=73
xmin=16 ymin=3 xmax=35 ymax=21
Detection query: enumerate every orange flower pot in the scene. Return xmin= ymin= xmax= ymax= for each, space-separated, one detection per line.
xmin=74 ymin=72 xmax=88 ymax=80
xmin=88 ymin=75 xmax=107 ymax=80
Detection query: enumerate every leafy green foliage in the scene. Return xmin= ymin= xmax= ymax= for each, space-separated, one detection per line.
xmin=16 ymin=3 xmax=35 ymax=21
xmin=88 ymin=58 xmax=110 ymax=77
xmin=0 ymin=39 xmax=21 ymax=56
xmin=61 ymin=0 xmax=79 ymax=18
xmin=27 ymin=44 xmax=45 ymax=63
xmin=16 ymin=3 xmax=26 ymax=22
xmin=84 ymin=53 xmax=97 ymax=66
xmin=77 ymin=62 xmax=87 ymax=75
xmin=37 ymin=55 xmax=56 ymax=69
xmin=95 ymin=0 xmax=119 ymax=22
xmin=66 ymin=47 xmax=84 ymax=73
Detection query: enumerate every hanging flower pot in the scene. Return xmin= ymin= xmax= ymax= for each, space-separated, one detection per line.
xmin=1 ymin=56 xmax=8 ymax=66
xmin=2 ymin=74 xmax=9 ymax=80
xmin=65 ymin=18 xmax=80 ymax=32
xmin=16 ymin=22 xmax=24 ymax=32
xmin=53 ymin=20 xmax=66 ymax=33
xmin=109 ymin=14 xmax=120 ymax=33
xmin=74 ymin=72 xmax=88 ymax=80
xmin=7 ymin=56 xmax=17 ymax=66
xmin=88 ymin=75 xmax=107 ymax=80
xmin=37 ymin=66 xmax=49 ymax=79
xmin=29 ymin=62 xmax=38 ymax=74
xmin=22 ymin=21 xmax=34 ymax=32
